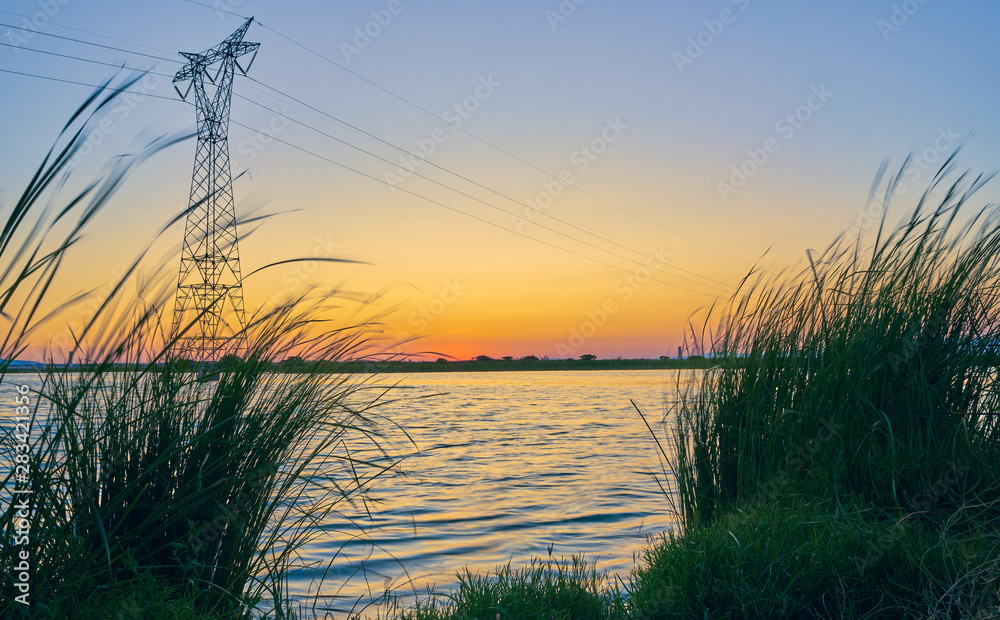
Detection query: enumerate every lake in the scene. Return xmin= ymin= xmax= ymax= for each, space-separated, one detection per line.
xmin=298 ymin=369 xmax=691 ymax=616
xmin=1 ymin=368 xmax=691 ymax=617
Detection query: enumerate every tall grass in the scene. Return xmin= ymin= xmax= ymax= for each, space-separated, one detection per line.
xmin=12 ymin=290 xmax=403 ymax=618
xmin=0 ymin=74 xmax=184 ymax=376
xmin=670 ymin=157 xmax=1000 ymax=526
xmin=397 ymin=553 xmax=627 ymax=620
xmin=618 ymin=158 xmax=1000 ymax=618
xmin=0 ymin=81 xmax=407 ymax=618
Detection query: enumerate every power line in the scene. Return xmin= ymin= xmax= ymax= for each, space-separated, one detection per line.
xmin=6 ymin=63 xmax=721 ymax=297
xmin=229 ymin=118 xmax=722 ymax=297
xmin=233 ymin=92 xmax=730 ymax=292
xmin=241 ymin=77 xmax=734 ymax=290
xmin=6 ymin=3 xmax=749 ymax=272
xmin=0 ymin=8 xmax=177 ymax=56
xmin=0 ymin=41 xmax=176 ymax=78
xmin=178 ymin=0 xmax=246 ymax=20
xmin=170 ymin=16 xmax=256 ymax=359
xmin=5 ymin=33 xmax=726 ymax=290
xmin=2 ymin=10 xmax=739 ymax=289
xmin=171 ymin=0 xmax=748 ymax=265
xmin=244 ymin=18 xmax=750 ymax=266
xmin=0 ymin=20 xmax=180 ymax=64
xmin=0 ymin=68 xmax=183 ymax=102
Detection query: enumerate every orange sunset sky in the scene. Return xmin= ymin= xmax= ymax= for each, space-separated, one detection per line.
xmin=4 ymin=1 xmax=1000 ymax=360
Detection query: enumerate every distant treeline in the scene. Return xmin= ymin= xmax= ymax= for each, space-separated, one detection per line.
xmin=4 ymin=356 xmax=717 ymax=374
xmin=287 ymin=356 xmax=715 ymax=373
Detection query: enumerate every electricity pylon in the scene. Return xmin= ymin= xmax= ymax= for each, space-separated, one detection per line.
xmin=170 ymin=18 xmax=259 ymax=361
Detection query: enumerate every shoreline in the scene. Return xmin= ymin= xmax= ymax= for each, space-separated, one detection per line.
xmin=2 ymin=358 xmax=714 ymax=374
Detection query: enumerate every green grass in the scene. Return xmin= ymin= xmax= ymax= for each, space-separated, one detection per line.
xmin=667 ymin=159 xmax=1000 ymax=528
xmin=0 ymin=74 xmax=183 ymax=378
xmin=392 ymin=554 xmax=628 ymax=620
xmin=4 ymin=298 xmax=401 ymax=617
xmin=628 ymin=495 xmax=1000 ymax=618
xmin=0 ymin=81 xmax=408 ymax=618
xmin=629 ymin=157 xmax=1000 ymax=618
xmin=378 ymin=495 xmax=1000 ymax=619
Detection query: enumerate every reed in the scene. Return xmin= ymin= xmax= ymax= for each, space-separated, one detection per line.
xmin=670 ymin=158 xmax=1000 ymax=527
xmin=0 ymin=82 xmax=405 ymax=618
xmin=622 ymin=158 xmax=1000 ymax=618
xmin=627 ymin=494 xmax=1000 ymax=618
xmin=0 ymin=74 xmax=184 ymax=379
xmin=396 ymin=553 xmax=627 ymax=620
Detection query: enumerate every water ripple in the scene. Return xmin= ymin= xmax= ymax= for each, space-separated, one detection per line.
xmin=289 ymin=369 xmax=692 ymax=615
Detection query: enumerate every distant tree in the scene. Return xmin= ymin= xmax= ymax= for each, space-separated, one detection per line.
xmin=217 ymin=354 xmax=243 ymax=370
xmin=165 ymin=358 xmax=194 ymax=373
xmin=502 ymin=356 xmax=514 ymax=361
xmin=282 ymin=356 xmax=305 ymax=369
xmin=435 ymin=358 xmax=448 ymax=363
xmin=659 ymin=355 xmax=669 ymax=361
xmin=580 ymin=354 xmax=597 ymax=361
xmin=686 ymin=355 xmax=709 ymax=367
xmin=541 ymin=356 xmax=550 ymax=361
xmin=475 ymin=355 xmax=494 ymax=362
xmin=521 ymin=355 xmax=539 ymax=362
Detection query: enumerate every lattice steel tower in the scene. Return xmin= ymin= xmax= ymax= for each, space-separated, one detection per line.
xmin=171 ymin=18 xmax=259 ymax=360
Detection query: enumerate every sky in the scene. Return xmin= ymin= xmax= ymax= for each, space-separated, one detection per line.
xmin=3 ymin=0 xmax=1000 ymax=361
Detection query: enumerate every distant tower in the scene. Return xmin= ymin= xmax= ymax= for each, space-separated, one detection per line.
xmin=170 ymin=18 xmax=259 ymax=360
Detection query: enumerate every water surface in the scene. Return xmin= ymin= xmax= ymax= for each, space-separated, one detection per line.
xmin=301 ymin=369 xmax=689 ymax=615
xmin=1 ymin=368 xmax=691 ymax=617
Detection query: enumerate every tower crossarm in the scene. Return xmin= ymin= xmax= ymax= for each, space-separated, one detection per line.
xmin=173 ymin=17 xmax=259 ymax=98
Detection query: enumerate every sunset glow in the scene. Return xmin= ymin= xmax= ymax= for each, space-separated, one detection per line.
xmin=4 ymin=1 xmax=1000 ymax=360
